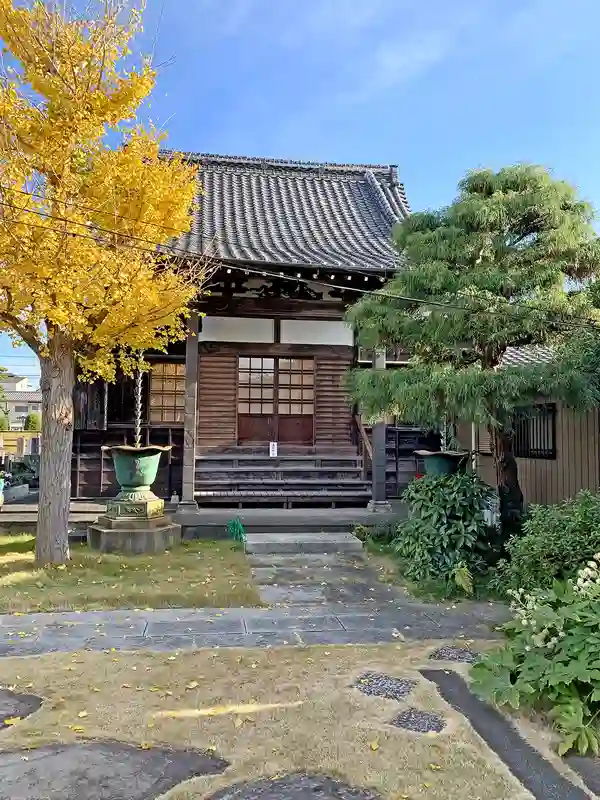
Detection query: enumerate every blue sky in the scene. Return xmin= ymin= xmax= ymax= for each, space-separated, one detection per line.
xmin=3 ymin=0 xmax=600 ymax=382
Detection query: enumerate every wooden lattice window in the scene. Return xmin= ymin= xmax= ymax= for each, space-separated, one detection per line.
xmin=278 ymin=358 xmax=314 ymax=416
xmin=149 ymin=362 xmax=185 ymax=424
xmin=237 ymin=357 xmax=275 ymax=415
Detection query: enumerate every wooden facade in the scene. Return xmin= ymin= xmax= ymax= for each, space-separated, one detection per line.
xmin=462 ymin=404 xmax=600 ymax=506
xmin=71 ymin=153 xmax=412 ymax=505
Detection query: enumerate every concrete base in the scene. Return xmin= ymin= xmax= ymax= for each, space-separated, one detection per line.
xmin=367 ymin=499 xmax=393 ymax=513
xmin=174 ymin=499 xmax=199 ymax=516
xmin=87 ymin=496 xmax=181 ymax=554
xmin=87 ymin=518 xmax=181 ymax=554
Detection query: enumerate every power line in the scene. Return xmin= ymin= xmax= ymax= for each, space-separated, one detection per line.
xmin=2 ymin=202 xmax=600 ymax=334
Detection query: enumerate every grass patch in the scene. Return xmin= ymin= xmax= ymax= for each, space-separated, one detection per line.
xmin=0 ymin=645 xmax=531 ymax=799
xmin=0 ymin=537 xmax=261 ymax=612
xmin=364 ymin=542 xmax=505 ymax=603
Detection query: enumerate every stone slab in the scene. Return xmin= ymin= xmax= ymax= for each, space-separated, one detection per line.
xmin=207 ymin=774 xmax=380 ymax=799
xmin=566 ymin=754 xmax=600 ymax=796
xmin=0 ymin=689 xmax=42 ymax=729
xmin=257 ymin=585 xmax=327 ymax=605
xmin=0 ymin=740 xmax=228 ymax=800
xmin=84 ymin=635 xmax=197 ymax=653
xmin=244 ymin=614 xmax=344 ymax=634
xmin=421 ymin=669 xmax=589 ymax=800
xmin=146 ymin=618 xmax=245 ymax=636
xmin=87 ymin=523 xmax=181 ymax=554
xmin=245 ymin=533 xmax=362 ymax=556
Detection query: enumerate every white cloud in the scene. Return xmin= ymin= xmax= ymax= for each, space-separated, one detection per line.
xmin=339 ymin=29 xmax=454 ymax=105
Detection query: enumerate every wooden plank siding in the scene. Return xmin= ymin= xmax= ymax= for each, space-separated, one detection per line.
xmin=459 ymin=405 xmax=600 ymax=505
xmin=197 ymin=350 xmax=238 ymax=452
xmin=196 ymin=344 xmax=355 ymax=452
xmin=314 ymin=348 xmax=354 ymax=448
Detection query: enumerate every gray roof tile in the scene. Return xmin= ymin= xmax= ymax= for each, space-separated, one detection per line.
xmin=168 ymin=153 xmax=409 ymax=271
xmin=500 ymin=346 xmax=555 ymax=367
xmin=3 ymin=390 xmax=42 ymax=402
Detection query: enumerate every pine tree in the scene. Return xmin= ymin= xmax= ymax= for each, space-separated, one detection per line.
xmin=347 ymin=165 xmax=600 ymax=525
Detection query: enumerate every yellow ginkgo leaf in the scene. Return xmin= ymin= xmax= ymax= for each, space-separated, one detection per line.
xmin=69 ymin=725 xmax=85 ymax=733
xmin=139 ymin=743 xmax=152 ymax=750
xmin=369 ymin=740 xmax=379 ymax=751
xmin=3 ymin=717 xmax=21 ymax=726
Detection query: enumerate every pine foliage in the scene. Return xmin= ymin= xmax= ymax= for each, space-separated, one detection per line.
xmin=347 ymin=166 xmax=600 ymax=430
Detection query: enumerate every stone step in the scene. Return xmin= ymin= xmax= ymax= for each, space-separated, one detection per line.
xmin=244 ymin=532 xmax=363 ymax=555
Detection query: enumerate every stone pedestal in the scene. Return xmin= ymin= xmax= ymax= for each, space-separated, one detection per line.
xmin=88 ymin=497 xmax=181 ymax=555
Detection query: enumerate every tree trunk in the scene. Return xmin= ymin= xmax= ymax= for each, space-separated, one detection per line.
xmin=493 ymin=426 xmax=524 ymax=532
xmin=36 ymin=334 xmax=75 ymax=565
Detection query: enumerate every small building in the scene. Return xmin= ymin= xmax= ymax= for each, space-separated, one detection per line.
xmin=0 ymin=373 xmax=42 ymax=431
xmin=71 ymin=153 xmax=426 ymax=505
xmin=462 ymin=347 xmax=600 ymax=506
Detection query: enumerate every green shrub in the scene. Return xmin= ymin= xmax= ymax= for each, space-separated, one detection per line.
xmin=24 ymin=412 xmax=41 ymax=431
xmin=499 ymin=491 xmax=600 ymax=592
xmin=353 ymin=523 xmax=397 ymax=545
xmin=472 ymin=557 xmax=600 ymax=755
xmin=392 ymin=472 xmax=494 ymax=593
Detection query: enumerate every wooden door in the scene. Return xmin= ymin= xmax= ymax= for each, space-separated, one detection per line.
xmin=277 ymin=357 xmax=314 ymax=445
xmin=237 ymin=356 xmax=275 ymax=443
xmin=237 ymin=356 xmax=315 ymax=445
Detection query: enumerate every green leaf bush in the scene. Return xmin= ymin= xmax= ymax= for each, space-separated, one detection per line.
xmin=392 ymin=472 xmax=494 ymax=592
xmin=498 ymin=491 xmax=600 ymax=591
xmin=472 ymin=558 xmax=600 ymax=755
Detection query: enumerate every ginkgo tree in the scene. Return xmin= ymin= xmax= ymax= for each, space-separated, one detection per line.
xmin=0 ymin=1 xmax=205 ymax=564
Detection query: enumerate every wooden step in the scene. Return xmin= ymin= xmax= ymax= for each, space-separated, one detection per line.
xmin=194 ymin=488 xmax=372 ymax=509
xmin=195 ymin=465 xmax=363 ymax=474
xmin=195 ymin=478 xmax=368 ymax=487
xmin=196 ymin=454 xmax=362 ymax=465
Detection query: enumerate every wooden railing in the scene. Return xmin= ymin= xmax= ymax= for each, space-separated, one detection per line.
xmin=352 ymin=413 xmax=373 ymax=481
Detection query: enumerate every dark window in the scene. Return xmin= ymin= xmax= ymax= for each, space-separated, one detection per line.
xmin=513 ymin=404 xmax=556 ymax=459
xmin=107 ymin=372 xmax=149 ymax=425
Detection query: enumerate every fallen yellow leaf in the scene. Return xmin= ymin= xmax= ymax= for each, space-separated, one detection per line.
xmin=154 ymin=701 xmax=304 ymax=719
xmin=139 ymin=743 xmax=152 ymax=750
xmin=3 ymin=717 xmax=21 ymax=726
xmin=369 ymin=741 xmax=379 ymax=751
xmin=77 ymin=711 xmax=88 ymax=719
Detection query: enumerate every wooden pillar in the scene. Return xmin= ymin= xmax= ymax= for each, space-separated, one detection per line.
xmin=368 ymin=349 xmax=392 ymax=513
xmin=179 ymin=311 xmax=199 ymax=510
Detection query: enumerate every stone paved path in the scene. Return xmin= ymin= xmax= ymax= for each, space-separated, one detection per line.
xmin=0 ymin=600 xmax=509 ymax=657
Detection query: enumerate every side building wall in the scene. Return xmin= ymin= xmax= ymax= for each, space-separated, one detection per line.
xmin=459 ymin=405 xmax=600 ymax=506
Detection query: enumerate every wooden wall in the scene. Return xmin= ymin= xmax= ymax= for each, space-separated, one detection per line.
xmin=196 ymin=351 xmax=238 ymax=452
xmin=460 ymin=405 xmax=600 ymax=506
xmin=314 ymin=349 xmax=354 ymax=448
xmin=196 ymin=344 xmax=354 ymax=452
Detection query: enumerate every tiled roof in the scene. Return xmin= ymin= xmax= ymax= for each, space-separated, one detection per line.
xmin=3 ymin=390 xmax=42 ymax=402
xmin=0 ymin=373 xmax=25 ymax=381
xmin=170 ymin=153 xmax=409 ymax=271
xmin=501 ymin=346 xmax=555 ymax=367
